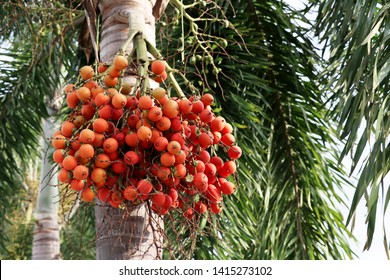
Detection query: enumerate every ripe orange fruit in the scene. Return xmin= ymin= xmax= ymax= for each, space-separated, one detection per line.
xmin=76 ymin=86 xmax=91 ymax=101
xmin=98 ymin=104 xmax=114 ymax=119
xmin=170 ymin=133 xmax=185 ymax=146
xmin=95 ymin=93 xmax=110 ymax=106
xmin=201 ymin=93 xmax=214 ymax=106
xmin=98 ymin=187 xmax=111 ymax=202
xmin=110 ymin=191 xmax=122 ymax=205
xmin=160 ymin=152 xmax=175 ymax=167
xmin=111 ymin=160 xmax=126 ymax=174
xmin=167 ymin=140 xmax=181 ymax=155
xmin=198 ymin=150 xmax=211 ymax=163
xmin=150 ymin=128 xmax=162 ymax=143
xmin=205 ymin=162 xmax=217 ymax=177
xmin=178 ymin=99 xmax=193 ymax=114
xmin=81 ymin=187 xmax=95 ymax=202
xmin=79 ymin=128 xmax=95 ymax=144
xmin=152 ymin=191 xmax=165 ymax=207
xmin=127 ymin=113 xmax=140 ymax=128
xmin=91 ymin=168 xmax=107 ymax=184
xmin=138 ymin=95 xmax=153 ymax=110
xmin=199 ymin=108 xmax=214 ymax=123
xmin=62 ymin=155 xmax=78 ymax=171
xmin=154 ymin=71 xmax=167 ymax=83
xmin=151 ymin=60 xmax=166 ymax=75
xmin=221 ymin=181 xmax=236 ymax=195
xmin=125 ymin=132 xmax=139 ymax=147
xmin=162 ymin=100 xmax=179 ymax=119
xmin=219 ymin=160 xmax=236 ymax=177
xmin=93 ymin=118 xmax=109 ymax=133
xmin=174 ymin=150 xmax=187 ymax=164
xmin=154 ymin=136 xmax=168 ymax=152
xmin=103 ymin=137 xmax=119 ymax=153
xmin=107 ymin=88 xmax=119 ymax=98
xmin=58 ymin=168 xmax=71 ymax=183
xmin=84 ymin=80 xmax=98 ymax=90
xmin=156 ymin=116 xmax=171 ymax=131
xmin=111 ymin=93 xmax=127 ymax=109
xmin=64 ymin=84 xmax=74 ymax=93
xmin=221 ymin=123 xmax=233 ymax=134
xmin=81 ymin=102 xmax=95 ymax=120
xmin=78 ymin=144 xmax=94 ymax=159
xmin=206 ymin=184 xmax=222 ymax=202
xmin=163 ymin=194 xmax=173 ymax=210
xmin=52 ymin=134 xmax=67 ymax=149
xmin=212 ymin=131 xmax=222 ymax=144
xmin=123 ymin=185 xmax=138 ymax=202
xmin=199 ymin=132 xmax=213 ymax=149
xmin=70 ymin=138 xmax=81 ymax=151
xmin=183 ymin=207 xmax=194 ymax=219
xmin=61 ymin=121 xmax=76 ymax=137
xmin=210 ymin=202 xmax=222 ymax=214
xmin=137 ymin=179 xmax=153 ymax=200
xmin=91 ymin=86 xmax=105 ymax=99
xmin=109 ymin=67 xmax=121 ymax=78
xmin=173 ymin=163 xmax=186 ymax=178
xmin=193 ymin=173 xmax=208 ymax=192
xmin=228 ymin=145 xmax=242 ymax=159
xmin=221 ymin=133 xmax=235 ymax=146
xmin=95 ymin=153 xmax=111 ymax=168
xmin=168 ymin=187 xmax=178 ymax=202
xmin=147 ymin=106 xmax=163 ymax=122
xmin=210 ymin=116 xmax=226 ymax=132
xmin=157 ymin=166 xmax=171 ymax=181
xmin=70 ymin=179 xmax=84 ymax=191
xmin=53 ymin=149 xmax=65 ymax=163
xmin=192 ymin=100 xmax=205 ymax=114
xmin=124 ymin=151 xmax=139 ymax=166
xmin=66 ymin=90 xmax=79 ymax=108
xmin=137 ymin=125 xmax=152 ymax=142
xmin=113 ymin=55 xmax=128 ymax=70
xmin=92 ymin=133 xmax=105 ymax=147
xmin=194 ymin=201 xmax=208 ymax=214
xmin=103 ymin=74 xmax=118 ymax=87
xmin=98 ymin=63 xmax=108 ymax=73
xmin=79 ymin=65 xmax=94 ymax=80
xmin=157 ymin=93 xmax=169 ymax=105
xmin=73 ymin=165 xmax=89 ymax=180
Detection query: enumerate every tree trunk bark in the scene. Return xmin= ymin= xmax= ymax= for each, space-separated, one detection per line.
xmin=95 ymin=0 xmax=164 ymax=260
xmin=32 ymin=117 xmax=61 ymax=260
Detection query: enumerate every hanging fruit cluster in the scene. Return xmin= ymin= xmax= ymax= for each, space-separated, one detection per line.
xmin=51 ymin=51 xmax=241 ymax=218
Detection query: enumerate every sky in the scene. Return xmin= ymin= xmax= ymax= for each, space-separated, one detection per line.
xmin=284 ymin=0 xmax=390 ymax=260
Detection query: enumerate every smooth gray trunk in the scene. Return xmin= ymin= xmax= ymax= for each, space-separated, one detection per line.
xmin=95 ymin=0 xmax=164 ymax=260
xmin=32 ymin=117 xmax=61 ymax=260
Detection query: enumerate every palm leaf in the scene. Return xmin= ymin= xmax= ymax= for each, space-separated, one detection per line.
xmin=317 ymin=0 xmax=390 ymax=252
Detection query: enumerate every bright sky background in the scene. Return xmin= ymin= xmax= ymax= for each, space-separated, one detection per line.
xmin=284 ymin=0 xmax=390 ymax=260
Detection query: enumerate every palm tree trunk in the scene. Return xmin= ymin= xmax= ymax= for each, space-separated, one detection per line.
xmin=32 ymin=116 xmax=61 ymax=260
xmin=95 ymin=0 xmax=165 ymax=260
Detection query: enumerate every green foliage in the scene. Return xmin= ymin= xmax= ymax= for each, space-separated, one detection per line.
xmin=0 ymin=181 xmax=35 ymax=259
xmin=0 ymin=0 xmax=83 ymax=255
xmin=317 ymin=0 xmax=390 ymax=253
xmin=159 ymin=0 xmax=354 ymax=259
xmin=60 ymin=205 xmax=96 ymax=260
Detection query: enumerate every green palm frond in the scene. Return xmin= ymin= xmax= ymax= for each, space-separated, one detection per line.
xmin=317 ymin=0 xmax=390 ymax=252
xmin=0 ymin=1 xmax=81 ymax=253
xmin=159 ymin=0 xmax=354 ymax=259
